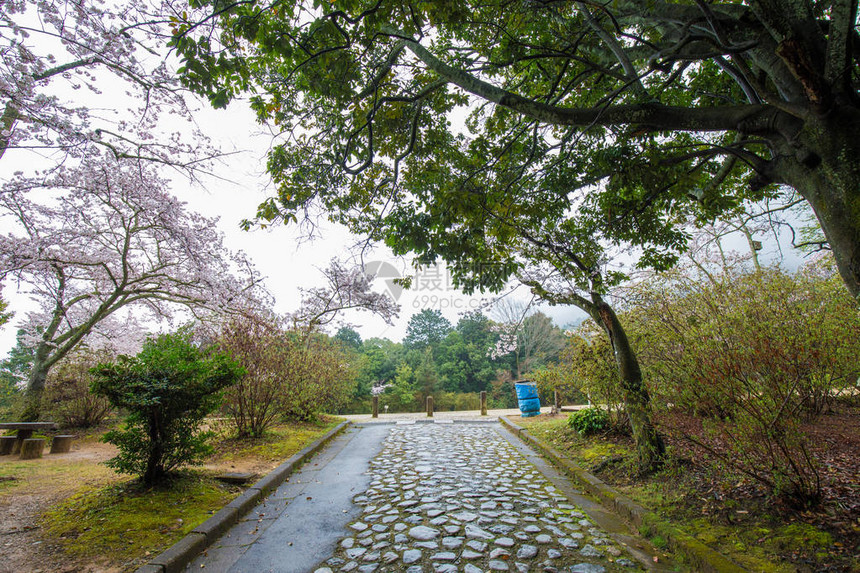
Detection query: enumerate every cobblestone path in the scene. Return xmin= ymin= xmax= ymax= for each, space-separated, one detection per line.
xmin=315 ymin=423 xmax=643 ymax=573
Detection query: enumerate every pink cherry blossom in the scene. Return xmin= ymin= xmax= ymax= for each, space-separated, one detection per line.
xmin=0 ymin=0 xmax=216 ymax=172
xmin=288 ymin=258 xmax=400 ymax=335
xmin=1 ymin=151 xmax=267 ymax=419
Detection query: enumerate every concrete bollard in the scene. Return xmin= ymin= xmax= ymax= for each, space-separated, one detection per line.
xmin=372 ymin=395 xmax=379 ymax=418
xmin=0 ymin=435 xmax=15 ymax=455
xmin=426 ymin=396 xmax=434 ymax=417
xmin=480 ymin=391 xmax=487 ymax=416
xmin=20 ymin=438 xmax=45 ymax=460
xmin=50 ymin=435 xmax=74 ymax=454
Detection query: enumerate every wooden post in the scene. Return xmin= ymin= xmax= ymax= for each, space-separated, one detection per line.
xmin=50 ymin=435 xmax=74 ymax=454
xmin=0 ymin=436 xmax=15 ymax=455
xmin=553 ymin=390 xmax=560 ymax=414
xmin=20 ymin=438 xmax=45 ymax=460
xmin=426 ymin=396 xmax=434 ymax=417
xmin=480 ymin=391 xmax=487 ymax=416
xmin=372 ymin=395 xmax=379 ymax=418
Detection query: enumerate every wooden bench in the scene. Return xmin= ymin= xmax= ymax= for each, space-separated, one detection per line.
xmin=0 ymin=422 xmax=57 ymax=456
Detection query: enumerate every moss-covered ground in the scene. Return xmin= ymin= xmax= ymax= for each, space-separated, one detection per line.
xmin=1 ymin=415 xmax=342 ymax=572
xmin=518 ymin=414 xmax=858 ymax=573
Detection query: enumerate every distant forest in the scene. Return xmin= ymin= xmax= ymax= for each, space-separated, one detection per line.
xmin=335 ymin=307 xmax=569 ymax=413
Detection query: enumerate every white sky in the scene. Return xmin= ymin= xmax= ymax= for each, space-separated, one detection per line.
xmin=0 ymin=91 xmax=588 ymax=355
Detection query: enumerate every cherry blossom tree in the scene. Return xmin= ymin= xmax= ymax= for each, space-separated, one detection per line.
xmin=288 ymin=258 xmax=400 ymax=337
xmin=0 ymin=0 xmax=214 ymax=171
xmin=0 ymin=152 xmax=266 ymax=420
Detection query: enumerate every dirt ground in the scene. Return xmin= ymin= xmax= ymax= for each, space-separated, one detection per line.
xmin=0 ymin=441 xmax=121 ymax=573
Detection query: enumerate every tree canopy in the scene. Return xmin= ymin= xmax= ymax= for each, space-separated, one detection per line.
xmin=403 ymin=308 xmax=452 ymax=349
xmin=175 ymin=0 xmax=859 ymax=296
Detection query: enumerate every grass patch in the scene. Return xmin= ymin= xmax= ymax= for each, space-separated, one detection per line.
xmin=517 ymin=415 xmax=632 ymax=472
xmin=520 ymin=414 xmax=850 ymax=573
xmin=41 ymin=471 xmax=239 ymax=565
xmin=0 ymin=456 xmax=121 ymax=497
xmin=209 ymin=415 xmax=342 ymax=465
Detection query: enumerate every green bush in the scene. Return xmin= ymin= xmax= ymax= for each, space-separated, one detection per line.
xmin=568 ymin=406 xmax=609 ymax=435
xmin=91 ymin=332 xmax=243 ymax=485
xmin=279 ymin=334 xmax=359 ymax=421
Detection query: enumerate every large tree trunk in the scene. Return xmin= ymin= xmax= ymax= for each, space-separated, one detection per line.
xmin=20 ymin=343 xmax=53 ymax=422
xmin=592 ymin=294 xmax=665 ymax=473
xmin=776 ymin=106 xmax=860 ymax=299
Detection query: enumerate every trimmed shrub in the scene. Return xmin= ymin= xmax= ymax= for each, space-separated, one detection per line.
xmin=568 ymin=406 xmax=610 ymax=435
xmin=91 ymin=332 xmax=243 ymax=485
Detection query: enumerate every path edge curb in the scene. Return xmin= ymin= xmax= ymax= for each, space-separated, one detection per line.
xmin=134 ymin=420 xmax=351 ymax=573
xmin=499 ymin=416 xmax=747 ymax=573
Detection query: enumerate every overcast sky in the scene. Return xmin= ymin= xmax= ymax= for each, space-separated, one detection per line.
xmin=0 ymin=91 xmax=589 ymax=356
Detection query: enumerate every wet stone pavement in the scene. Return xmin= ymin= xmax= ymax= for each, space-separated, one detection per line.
xmin=314 ymin=423 xmax=643 ymax=573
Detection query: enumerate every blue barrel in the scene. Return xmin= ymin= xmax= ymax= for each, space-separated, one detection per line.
xmin=515 ymin=381 xmax=541 ymax=417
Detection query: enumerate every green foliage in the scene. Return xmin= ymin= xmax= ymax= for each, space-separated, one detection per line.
xmin=568 ymin=407 xmax=610 ymax=436
xmin=488 ymin=377 xmax=518 ymax=410
xmin=334 ymin=326 xmax=363 ymax=350
xmin=544 ymin=323 xmax=630 ymax=430
xmin=414 ymin=348 xmax=441 ymax=400
xmin=169 ymin=0 xmax=812 ymax=297
xmin=380 ymin=363 xmax=416 ymax=412
xmin=434 ymin=391 xmax=481 ymax=411
xmin=0 ymin=329 xmax=34 ymax=386
xmin=0 ymin=329 xmax=35 ymax=419
xmin=0 ymin=291 xmax=11 ymax=328
xmin=91 ymin=332 xmax=243 ymax=485
xmin=0 ymin=374 xmax=19 ymax=419
xmin=403 ymin=309 xmax=452 ymax=350
xmin=434 ymin=312 xmax=500 ymax=393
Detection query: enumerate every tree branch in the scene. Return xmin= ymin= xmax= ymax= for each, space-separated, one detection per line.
xmin=384 ymin=27 xmax=773 ymax=133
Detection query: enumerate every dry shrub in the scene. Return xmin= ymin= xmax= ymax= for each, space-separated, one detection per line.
xmin=628 ymin=259 xmax=860 ymax=507
xmin=45 ymin=347 xmax=113 ymax=428
xmin=217 ymin=317 xmax=358 ymax=433
xmin=217 ymin=317 xmax=288 ymax=438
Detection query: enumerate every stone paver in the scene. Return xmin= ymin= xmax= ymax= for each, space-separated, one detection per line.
xmin=315 ymin=424 xmax=645 ymax=572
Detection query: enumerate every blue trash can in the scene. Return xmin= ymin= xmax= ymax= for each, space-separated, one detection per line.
xmin=515 ymin=381 xmax=541 ymax=417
